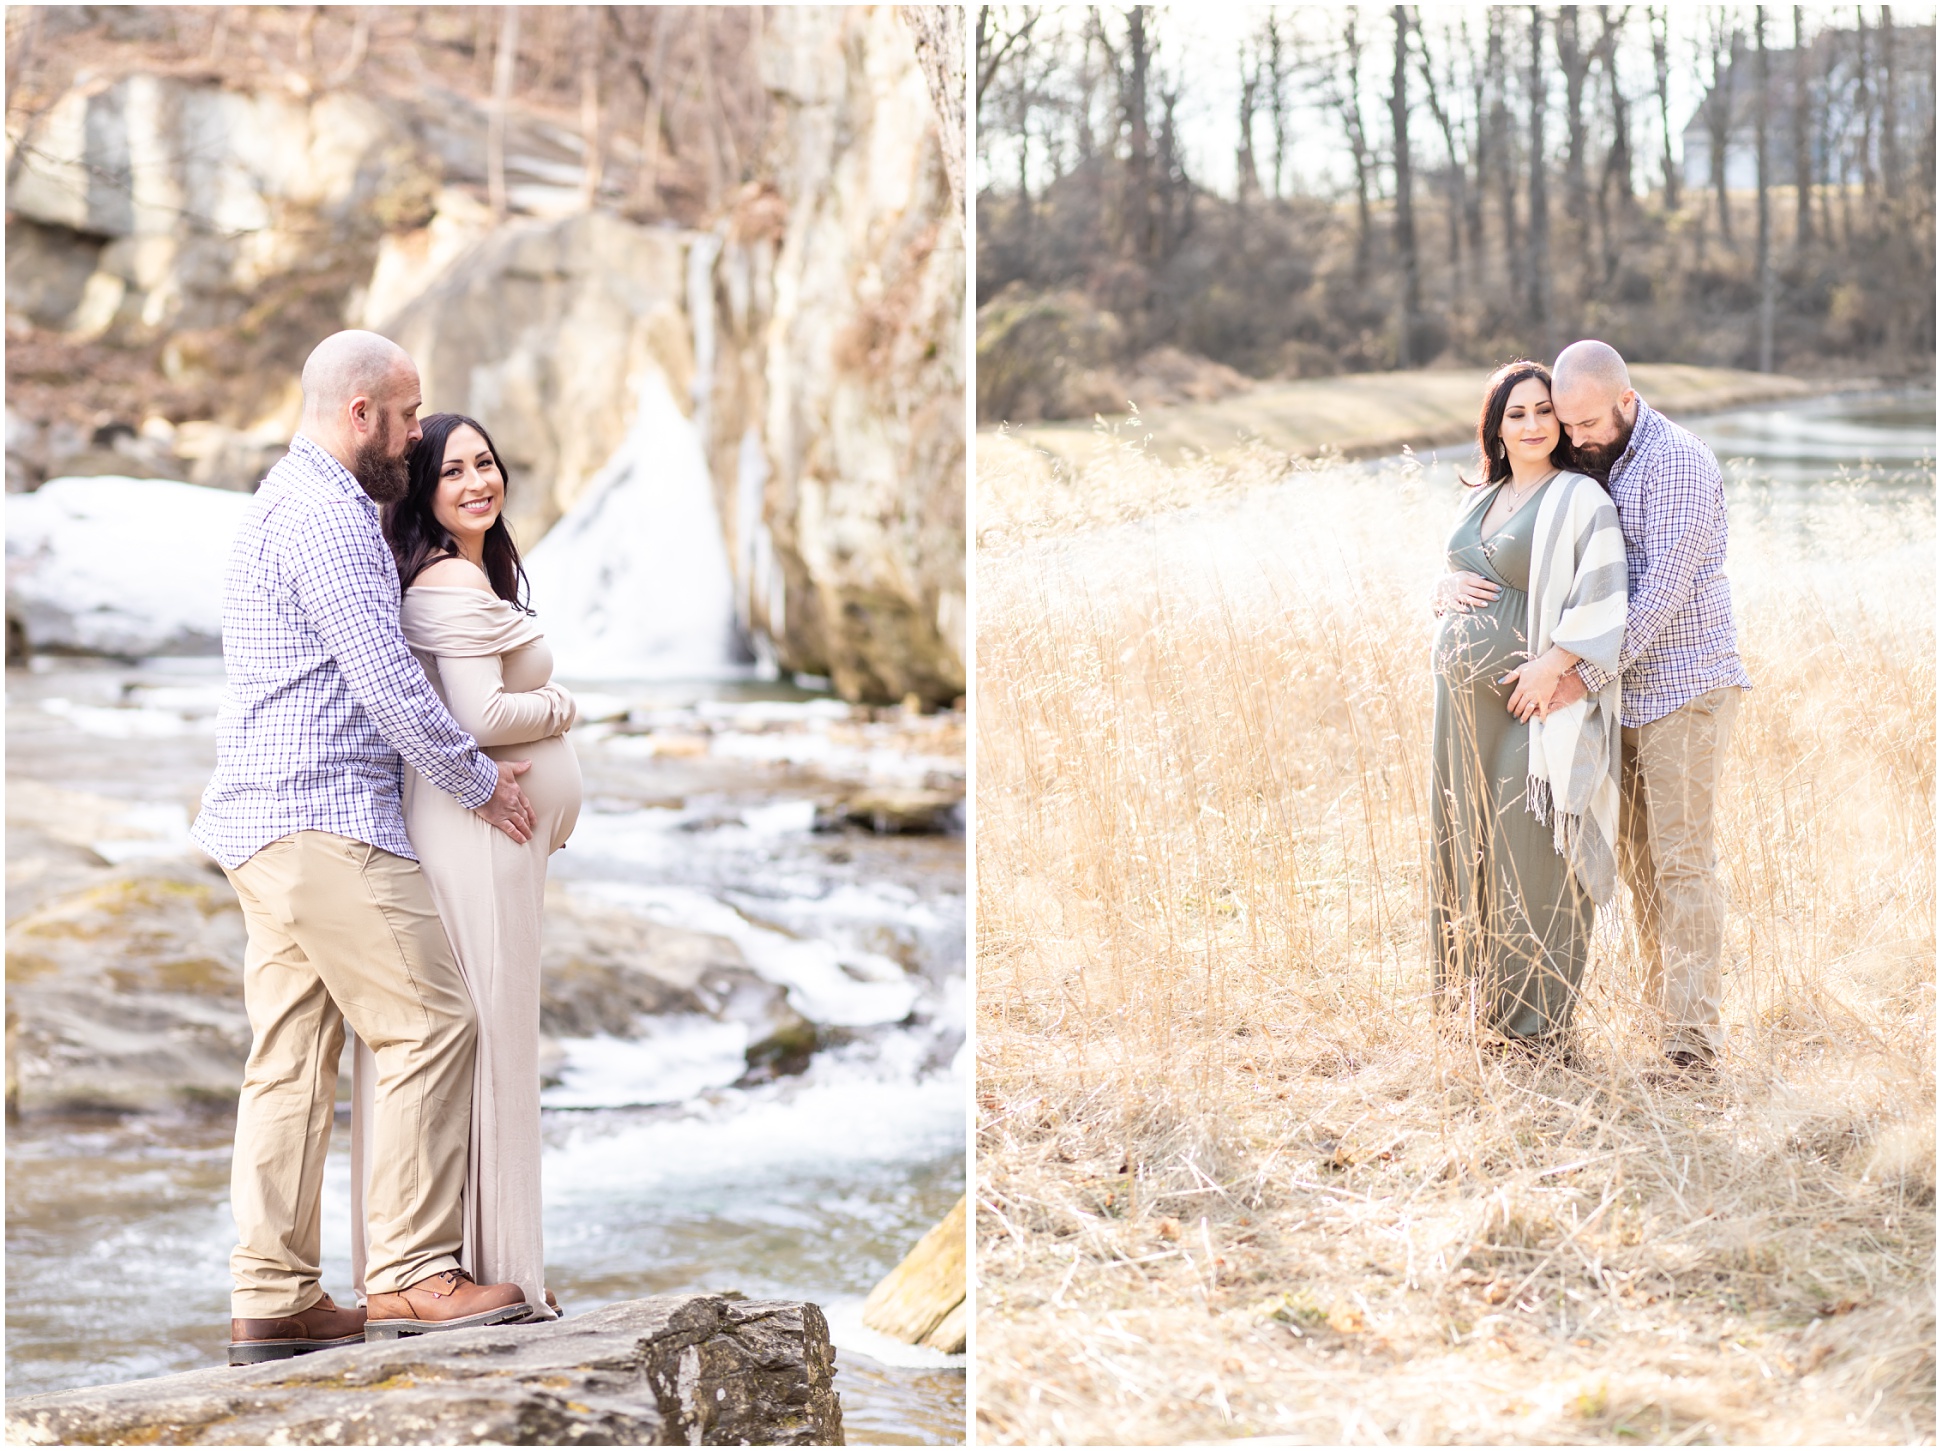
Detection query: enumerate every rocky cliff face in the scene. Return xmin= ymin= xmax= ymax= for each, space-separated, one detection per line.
xmin=4 ymin=1295 xmax=844 ymax=1446
xmin=5 ymin=8 xmax=963 ymax=705
xmin=707 ymin=7 xmax=966 ymax=705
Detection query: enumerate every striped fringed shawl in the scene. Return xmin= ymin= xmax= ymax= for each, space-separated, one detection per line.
xmin=1524 ymin=471 xmax=1627 ymax=905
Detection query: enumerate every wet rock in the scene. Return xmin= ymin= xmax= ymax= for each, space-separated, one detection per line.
xmin=862 ymin=1195 xmax=967 ymax=1354
xmin=4 ymin=1294 xmax=844 ymax=1446
xmin=5 ymin=858 xmax=249 ymax=1116
xmin=820 ymin=787 xmax=965 ymax=836
xmin=541 ymin=888 xmax=817 ymax=1074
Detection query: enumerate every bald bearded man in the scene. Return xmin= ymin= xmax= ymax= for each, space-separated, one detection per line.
xmin=193 ymin=331 xmax=538 ymax=1362
xmin=1543 ymin=340 xmax=1752 ymax=1075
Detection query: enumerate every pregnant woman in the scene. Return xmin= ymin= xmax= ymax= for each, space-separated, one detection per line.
xmin=1429 ymin=361 xmax=1627 ymax=1054
xmin=350 ymin=412 xmax=581 ymax=1320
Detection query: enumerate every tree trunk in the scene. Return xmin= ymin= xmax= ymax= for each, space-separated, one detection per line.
xmin=1706 ymin=18 xmax=1736 ymax=244
xmin=1596 ymin=6 xmax=1632 ymax=284
xmin=1390 ymin=6 xmax=1421 ymax=367
xmin=1755 ymin=8 xmax=1775 ymax=371
xmin=1881 ymin=5 xmax=1900 ymax=200
xmin=1123 ymin=7 xmax=1155 ymax=261
xmin=1236 ymin=42 xmax=1261 ymax=205
xmin=1462 ymin=15 xmax=1487 ymax=265
xmin=1556 ymin=6 xmax=1592 ymax=263
xmin=488 ymin=5 xmax=520 ymax=219
xmin=1792 ymin=6 xmax=1813 ymax=252
xmin=1337 ymin=12 xmax=1375 ymax=285
xmin=327 ymin=7 xmax=370 ymax=87
xmin=1526 ymin=7 xmax=1552 ymax=354
xmin=1855 ymin=8 xmax=1875 ymax=212
xmin=1521 ymin=9 xmax=1552 ymax=354
xmin=1414 ymin=17 xmax=1470 ymax=297
xmin=1265 ymin=13 xmax=1290 ymax=201
xmin=1488 ymin=8 xmax=1518 ymax=291
xmin=576 ymin=6 xmax=602 ymax=211
xmin=635 ymin=13 xmax=669 ymax=216
xmin=1651 ymin=6 xmax=1681 ymax=210
xmin=898 ymin=7 xmax=967 ymax=224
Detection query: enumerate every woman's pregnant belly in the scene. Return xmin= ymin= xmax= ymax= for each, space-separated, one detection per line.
xmin=1433 ymin=590 xmax=1529 ymax=705
xmin=485 ymin=733 xmax=581 ymax=854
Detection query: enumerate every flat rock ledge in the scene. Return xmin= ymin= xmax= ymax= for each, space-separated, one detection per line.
xmin=4 ymin=1295 xmax=843 ymax=1446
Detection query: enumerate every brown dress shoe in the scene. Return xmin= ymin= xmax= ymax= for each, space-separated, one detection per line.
xmin=228 ymin=1292 xmax=367 ymax=1365
xmin=364 ymin=1268 xmax=532 ymax=1340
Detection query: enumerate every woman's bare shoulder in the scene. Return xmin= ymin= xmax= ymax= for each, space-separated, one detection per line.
xmin=412 ymin=556 xmax=494 ymax=591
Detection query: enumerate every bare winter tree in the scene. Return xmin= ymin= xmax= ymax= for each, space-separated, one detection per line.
xmin=1328 ymin=10 xmax=1377 ymax=283
xmin=1390 ymin=5 xmax=1421 ymax=366
xmin=1236 ymin=40 xmax=1263 ymax=205
xmin=1793 ymin=5 xmax=1814 ymax=252
xmin=488 ymin=5 xmax=519 ymax=219
xmin=1755 ymin=6 xmax=1775 ymax=371
xmin=1701 ymin=11 xmax=1738 ymax=247
xmin=1486 ymin=8 xmax=1520 ymax=290
xmin=1414 ymin=13 xmax=1473 ymax=296
xmin=1650 ymin=6 xmax=1682 ymax=210
xmin=1263 ymin=12 xmax=1291 ymax=201
xmin=1526 ymin=7 xmax=1553 ymax=350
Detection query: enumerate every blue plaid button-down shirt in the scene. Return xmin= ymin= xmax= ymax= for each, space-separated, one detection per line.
xmin=1573 ymin=399 xmax=1752 ymax=727
xmin=190 ymin=435 xmax=498 ymax=869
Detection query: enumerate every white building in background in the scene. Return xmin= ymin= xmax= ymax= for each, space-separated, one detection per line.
xmin=1681 ymin=20 xmax=1935 ymax=192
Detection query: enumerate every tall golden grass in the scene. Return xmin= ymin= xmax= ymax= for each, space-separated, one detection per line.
xmin=975 ymin=432 xmax=1935 ymax=1445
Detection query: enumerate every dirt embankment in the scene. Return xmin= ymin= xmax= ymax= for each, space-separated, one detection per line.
xmin=979 ymin=362 xmax=1820 ymax=479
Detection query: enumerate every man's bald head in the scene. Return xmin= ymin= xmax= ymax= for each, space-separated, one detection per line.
xmin=301 ymin=330 xmax=416 ymax=423
xmin=298 ymin=330 xmax=424 ymax=502
xmin=1552 ymin=339 xmax=1632 ymax=407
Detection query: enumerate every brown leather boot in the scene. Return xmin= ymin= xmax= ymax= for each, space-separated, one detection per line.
xmin=364 ymin=1268 xmax=532 ymax=1340
xmin=227 ymin=1292 xmax=367 ymax=1365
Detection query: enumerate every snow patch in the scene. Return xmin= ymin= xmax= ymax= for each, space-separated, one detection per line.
xmin=6 ymin=477 xmax=252 ymax=657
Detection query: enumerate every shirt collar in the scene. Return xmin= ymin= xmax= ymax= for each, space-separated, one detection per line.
xmin=287 ymin=433 xmax=377 ymax=511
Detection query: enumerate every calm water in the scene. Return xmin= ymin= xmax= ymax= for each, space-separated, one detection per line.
xmin=1399 ymin=385 xmax=1935 ymax=496
xmin=5 ymin=668 xmax=966 ymax=1444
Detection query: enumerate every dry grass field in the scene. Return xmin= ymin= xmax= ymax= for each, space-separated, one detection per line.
xmin=974 ymin=429 xmax=1935 ymax=1444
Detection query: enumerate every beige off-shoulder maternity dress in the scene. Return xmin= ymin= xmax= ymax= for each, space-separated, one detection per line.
xmin=350 ymin=584 xmax=581 ymax=1317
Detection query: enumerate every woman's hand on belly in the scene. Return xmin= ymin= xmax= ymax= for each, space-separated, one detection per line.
xmin=1432 ymin=570 xmax=1501 ymax=616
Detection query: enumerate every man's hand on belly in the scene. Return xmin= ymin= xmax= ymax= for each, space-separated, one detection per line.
xmin=473 ymin=759 xmax=536 ymax=843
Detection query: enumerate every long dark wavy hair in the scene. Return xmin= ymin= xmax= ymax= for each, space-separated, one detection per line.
xmin=1461 ymin=360 xmax=1576 ymax=489
xmin=384 ymin=412 xmax=531 ymax=610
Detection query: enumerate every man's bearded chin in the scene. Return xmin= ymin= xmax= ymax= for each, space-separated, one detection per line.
xmin=351 ymin=422 xmax=412 ymax=504
xmin=1570 ymin=408 xmax=1635 ymax=478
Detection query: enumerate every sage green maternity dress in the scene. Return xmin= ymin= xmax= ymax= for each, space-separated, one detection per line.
xmin=1430 ymin=482 xmax=1595 ymax=1041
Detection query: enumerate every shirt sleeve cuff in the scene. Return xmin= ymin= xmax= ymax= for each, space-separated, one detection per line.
xmin=458 ymin=755 xmax=498 ymax=809
xmin=1576 ymin=660 xmax=1612 ymax=693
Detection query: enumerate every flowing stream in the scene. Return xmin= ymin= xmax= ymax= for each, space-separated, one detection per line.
xmin=4 ymin=670 xmax=966 ymax=1444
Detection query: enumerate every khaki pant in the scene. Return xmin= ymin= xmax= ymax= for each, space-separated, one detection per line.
xmin=225 ymin=831 xmax=475 ymax=1317
xmin=1618 ymin=686 xmax=1743 ymax=1058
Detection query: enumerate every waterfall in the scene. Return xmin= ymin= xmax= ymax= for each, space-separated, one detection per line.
xmin=522 ymin=368 xmax=746 ymax=681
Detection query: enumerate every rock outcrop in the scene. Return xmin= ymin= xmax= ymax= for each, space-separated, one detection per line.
xmin=707 ymin=7 xmax=966 ymax=705
xmin=4 ymin=1294 xmax=844 ymax=1446
xmin=5 ymin=856 xmax=250 ymax=1116
xmin=861 ymin=1195 xmax=967 ymax=1354
xmin=6 ymin=9 xmax=967 ymax=706
xmin=378 ymin=209 xmax=695 ymax=545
